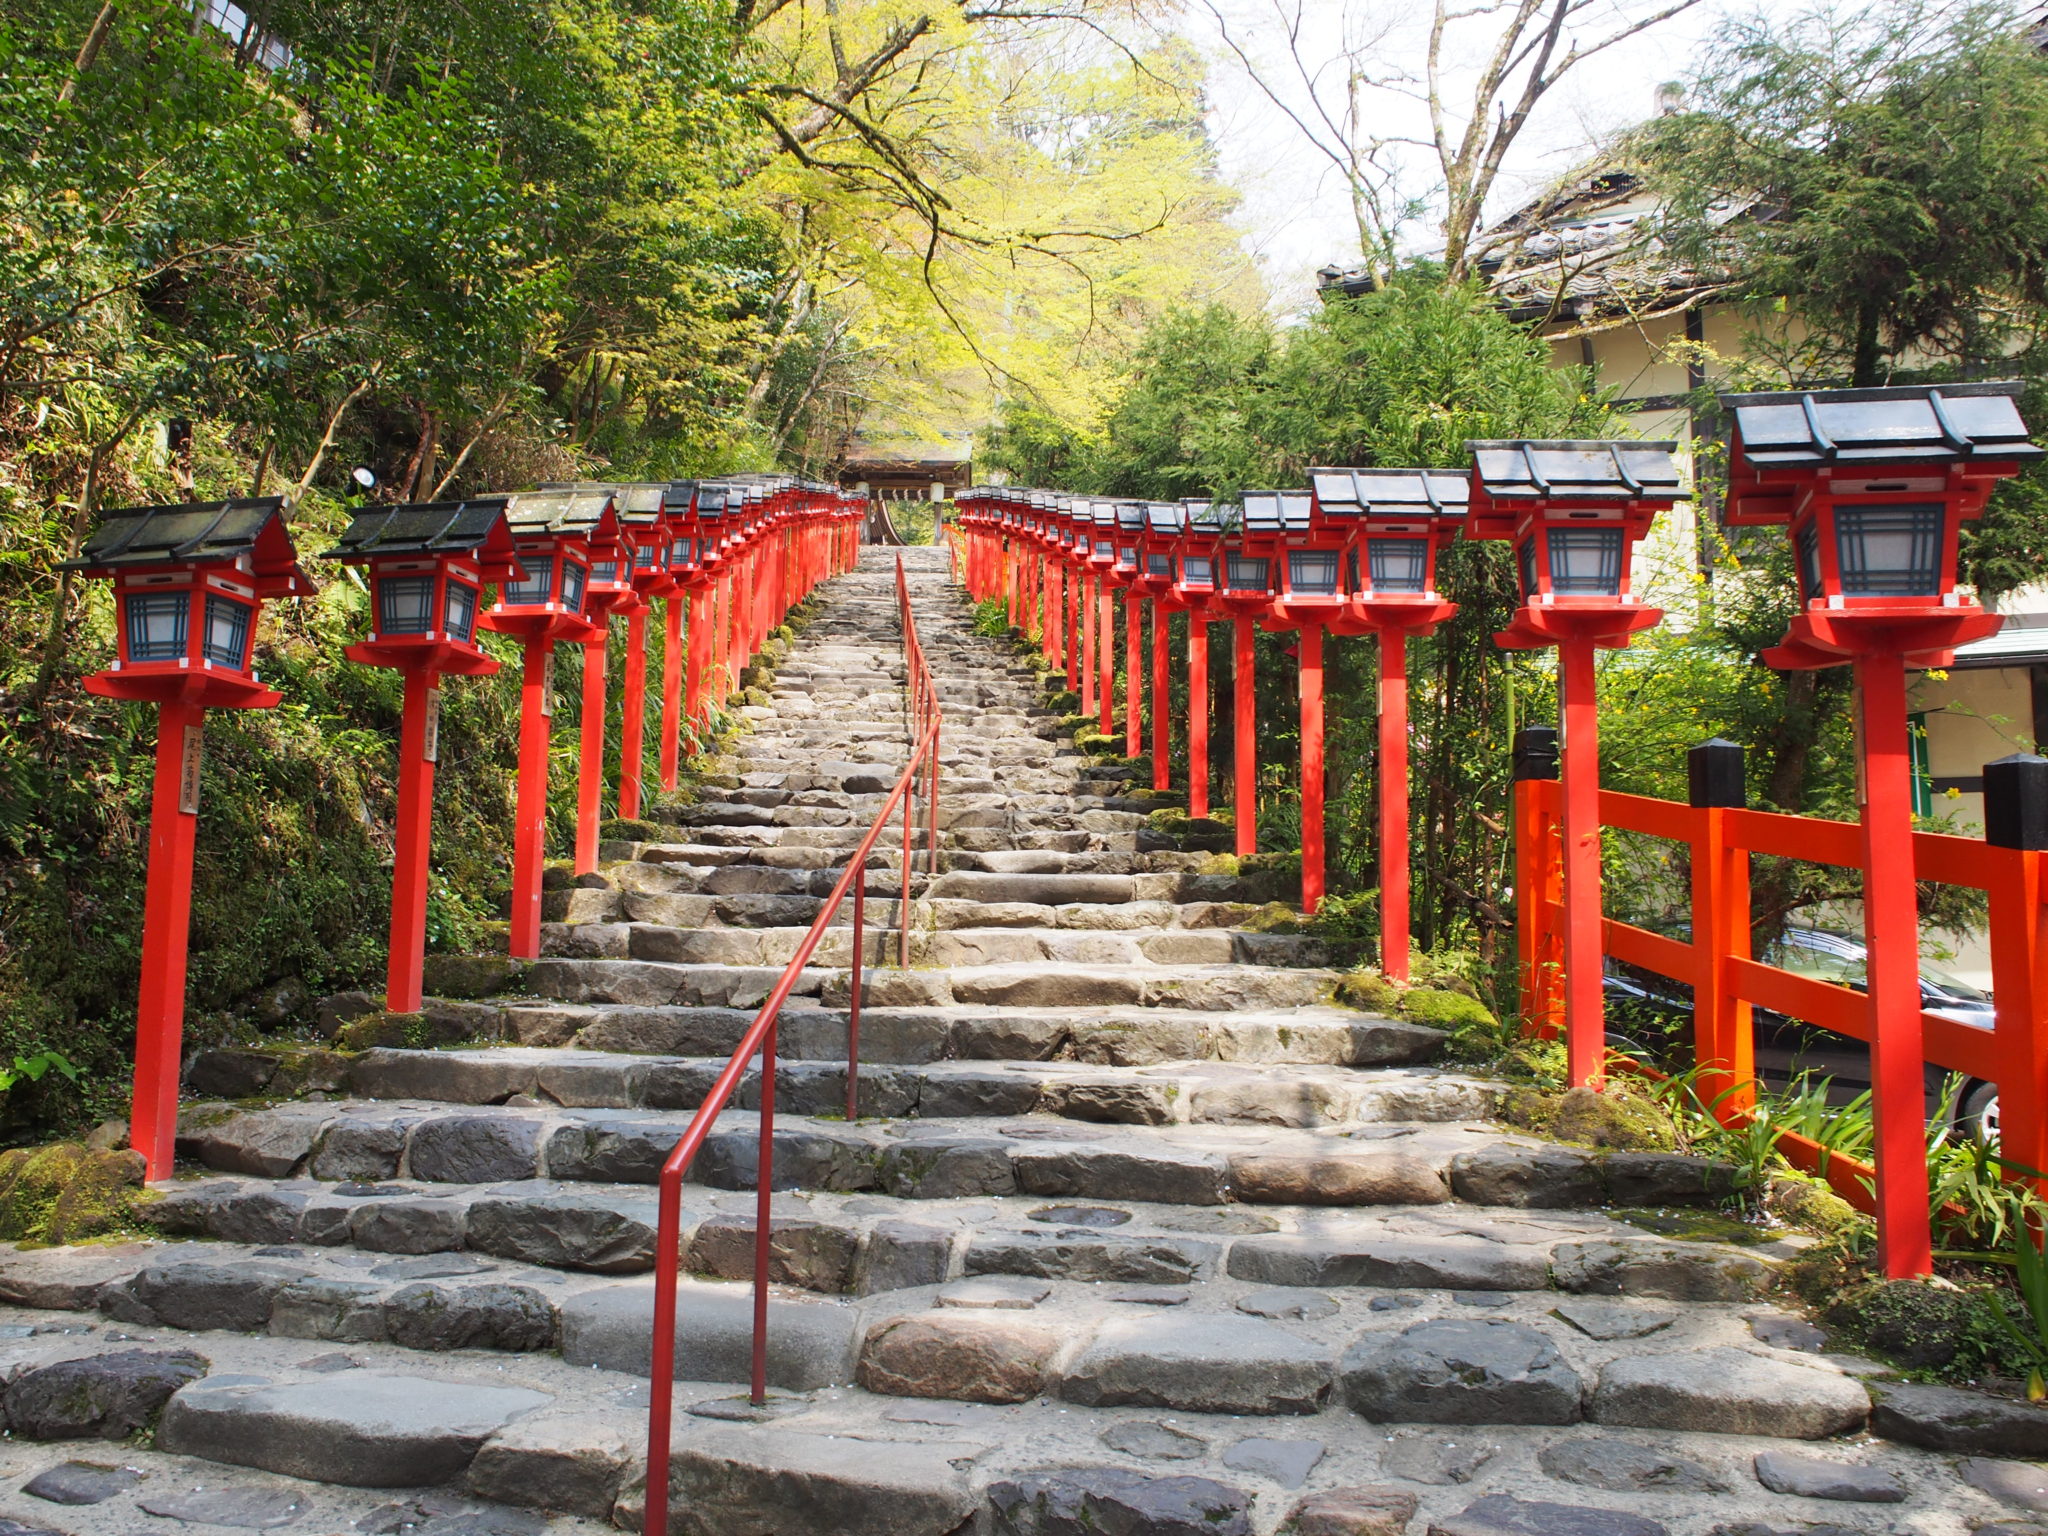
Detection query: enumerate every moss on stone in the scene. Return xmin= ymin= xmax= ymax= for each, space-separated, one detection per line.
xmin=1072 ymin=730 xmax=1123 ymax=758
xmin=1397 ymin=987 xmax=1496 ymax=1032
xmin=1241 ymin=902 xmax=1308 ymax=934
xmin=1499 ymin=1083 xmax=1679 ymax=1151
xmin=599 ymin=817 xmax=666 ymax=843
xmin=0 ymin=1142 xmax=156 ymax=1245
xmin=1824 ymin=1277 xmax=1992 ymax=1371
xmin=1334 ymin=969 xmax=1400 ymax=1014
xmin=1767 ymin=1175 xmax=1866 ymax=1240
xmin=1196 ymin=853 xmax=1240 ymax=877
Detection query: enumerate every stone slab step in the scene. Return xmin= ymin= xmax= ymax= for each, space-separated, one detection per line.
xmin=563 ymin=923 xmax=1345 ymax=973
xmin=0 ymin=1288 xmax=2000 ymax=1536
xmin=244 ymin=1045 xmax=1493 ymax=1129
xmin=173 ymin=1098 xmax=1740 ymax=1216
xmin=526 ymin=956 xmax=1353 ymax=1012
xmin=487 ymin=1000 xmax=1442 ymax=1069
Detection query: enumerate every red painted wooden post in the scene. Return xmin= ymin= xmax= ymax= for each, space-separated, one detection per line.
xmin=620 ymin=608 xmax=648 ymax=820
xmin=1234 ymin=615 xmax=1256 ymax=857
xmin=1299 ymin=623 xmax=1325 ymax=913
xmin=1151 ymin=600 xmax=1170 ymax=792
xmin=386 ymin=672 xmax=438 ymax=1014
xmin=1687 ymin=739 xmax=1754 ymax=1118
xmin=509 ymin=636 xmax=553 ymax=960
xmin=1098 ymin=581 xmax=1115 ymax=737
xmin=661 ymin=595 xmax=685 ymax=787
xmin=1065 ymin=567 xmax=1081 ymax=692
xmin=1125 ymin=591 xmax=1143 ymax=757
xmin=1188 ymin=618 xmax=1209 ymax=818
xmin=1512 ymin=727 xmax=1564 ymax=1039
xmin=1985 ymin=833 xmax=2048 ymax=1201
xmin=574 ymin=633 xmax=608 ymax=874
xmin=1855 ymin=650 xmax=1935 ymax=1277
xmin=1558 ymin=637 xmax=1606 ymax=1089
xmin=1080 ymin=575 xmax=1096 ymax=717
xmin=131 ymin=699 xmax=204 ymax=1179
xmin=1378 ymin=632 xmax=1410 ymax=980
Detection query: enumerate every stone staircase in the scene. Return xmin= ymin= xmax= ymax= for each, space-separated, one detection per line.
xmin=0 ymin=548 xmax=2041 ymax=1536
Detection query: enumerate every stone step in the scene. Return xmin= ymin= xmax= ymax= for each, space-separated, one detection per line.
xmin=141 ymin=1154 xmax=1757 ymax=1289
xmin=172 ymin=1098 xmax=1743 ymax=1215
xmin=0 ymin=1233 xmax=1883 ymax=1443
xmin=525 ymin=955 xmax=1352 ymax=1012
xmin=196 ymin=1044 xmax=1496 ymax=1129
xmin=0 ymin=1284 xmax=1990 ymax=1536
xmin=464 ymin=999 xmax=1441 ymax=1069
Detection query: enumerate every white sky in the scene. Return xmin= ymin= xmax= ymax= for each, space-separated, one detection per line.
xmin=1179 ymin=0 xmax=1809 ymax=309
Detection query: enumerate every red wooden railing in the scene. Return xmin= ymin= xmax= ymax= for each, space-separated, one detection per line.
xmin=1514 ymin=767 xmax=2048 ymax=1215
xmin=641 ymin=555 xmax=941 ymax=1534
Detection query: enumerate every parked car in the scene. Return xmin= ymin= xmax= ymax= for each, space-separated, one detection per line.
xmin=1602 ymin=924 xmax=2001 ymax=1139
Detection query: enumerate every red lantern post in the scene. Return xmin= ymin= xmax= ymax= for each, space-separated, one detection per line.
xmin=1720 ymin=381 xmax=2041 ymax=1278
xmin=658 ymin=481 xmax=702 ymax=787
xmin=1134 ymin=502 xmax=1183 ymax=791
xmin=326 ymin=500 xmax=525 ymax=1013
xmin=478 ymin=490 xmax=615 ymax=959
xmin=62 ymin=498 xmax=315 ymax=1178
xmin=1167 ymin=500 xmax=1230 ymax=819
xmin=1304 ymin=467 xmax=1469 ymax=975
xmin=1111 ymin=501 xmax=1147 ymax=756
xmin=575 ymin=500 xmax=639 ymax=873
xmin=1215 ymin=498 xmax=1287 ymax=858
xmin=1469 ymin=440 xmax=1684 ymax=1091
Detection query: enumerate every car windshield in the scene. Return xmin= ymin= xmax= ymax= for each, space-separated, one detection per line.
xmin=1763 ymin=929 xmax=1991 ymax=1003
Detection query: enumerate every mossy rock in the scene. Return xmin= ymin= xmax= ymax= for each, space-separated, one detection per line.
xmin=1237 ymin=852 xmax=1302 ymax=904
xmin=1498 ymin=1083 xmax=1678 ymax=1151
xmin=1043 ymin=690 xmax=1080 ymax=715
xmin=600 ymin=817 xmax=665 ymax=843
xmin=1397 ymin=987 xmax=1496 ymax=1031
xmin=1767 ymin=1176 xmax=1865 ymax=1241
xmin=420 ymin=954 xmax=528 ymax=1000
xmin=0 ymin=1142 xmax=155 ymax=1245
xmin=1334 ymin=969 xmax=1401 ymax=1014
xmin=540 ymin=862 xmax=579 ymax=892
xmin=739 ymin=687 xmax=772 ymax=707
xmin=1824 ymin=1278 xmax=1986 ymax=1371
xmin=1241 ymin=902 xmax=1308 ymax=935
xmin=1073 ymin=730 xmax=1123 ymax=758
xmin=334 ymin=1009 xmax=479 ymax=1052
xmin=1196 ymin=853 xmax=1241 ymax=877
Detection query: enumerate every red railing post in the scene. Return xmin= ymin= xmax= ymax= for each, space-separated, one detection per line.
xmin=1983 ymin=757 xmax=2048 ymax=1197
xmin=1233 ymin=615 xmax=1256 ymax=858
xmin=1377 ymin=631 xmax=1411 ymax=982
xmin=1124 ymin=590 xmax=1143 ymax=758
xmin=1151 ymin=599 xmax=1170 ymax=793
xmin=751 ymin=1015 xmax=775 ymax=1406
xmin=1687 ymin=739 xmax=1754 ymax=1119
xmin=847 ymin=879 xmax=865 ymax=1121
xmin=1188 ymin=616 xmax=1209 ymax=819
xmin=1299 ymin=622 xmax=1326 ymax=915
xmin=1512 ymin=727 xmax=1564 ymax=1040
xmin=1855 ymin=650 xmax=1934 ymax=1278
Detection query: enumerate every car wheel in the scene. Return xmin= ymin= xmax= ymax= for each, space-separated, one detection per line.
xmin=1958 ymin=1080 xmax=2000 ymax=1145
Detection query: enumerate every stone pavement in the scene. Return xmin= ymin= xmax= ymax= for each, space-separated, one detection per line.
xmin=1 ymin=548 xmax=2045 ymax=1535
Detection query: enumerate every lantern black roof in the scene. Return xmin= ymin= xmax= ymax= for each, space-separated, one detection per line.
xmin=1088 ymin=500 xmax=1118 ymax=528
xmin=661 ymin=482 xmax=697 ymax=516
xmin=1310 ymin=467 xmax=1472 ymax=520
xmin=542 ymin=481 xmax=666 ymax=522
xmin=502 ymin=488 xmax=616 ymax=535
xmin=1114 ymin=500 xmax=1147 ymax=531
xmin=1239 ymin=489 xmax=1314 ymax=532
xmin=1467 ymin=440 xmax=1684 ymax=499
xmin=1717 ymin=381 xmax=2042 ymax=466
xmin=322 ymin=498 xmax=519 ymax=571
xmin=1144 ymin=501 xmax=1184 ymax=533
xmin=60 ymin=496 xmax=315 ymax=595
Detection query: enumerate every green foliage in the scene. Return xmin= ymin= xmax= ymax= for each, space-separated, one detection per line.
xmin=1397 ymin=987 xmax=1497 ymax=1033
xmin=969 ymin=598 xmax=1011 ymax=638
xmin=1992 ymin=1222 xmax=2048 ymax=1398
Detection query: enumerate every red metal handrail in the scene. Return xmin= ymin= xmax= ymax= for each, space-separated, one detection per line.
xmin=642 ymin=554 xmax=941 ymax=1535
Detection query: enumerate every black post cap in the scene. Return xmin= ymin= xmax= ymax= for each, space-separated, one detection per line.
xmin=1513 ymin=725 xmax=1559 ymax=781
xmin=1984 ymin=753 xmax=2048 ymax=849
xmin=1688 ymin=738 xmax=1746 ymax=809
